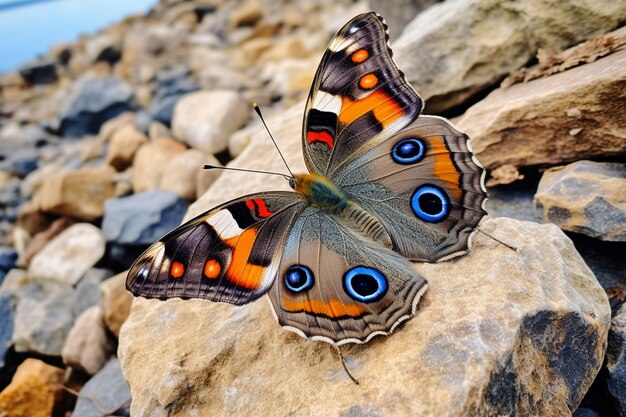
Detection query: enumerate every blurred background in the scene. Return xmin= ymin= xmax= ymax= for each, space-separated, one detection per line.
xmin=0 ymin=0 xmax=625 ymax=416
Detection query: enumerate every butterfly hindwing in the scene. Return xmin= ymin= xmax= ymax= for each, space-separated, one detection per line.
xmin=303 ymin=12 xmax=423 ymax=176
xmin=332 ymin=116 xmax=487 ymax=262
xmin=127 ymin=192 xmax=306 ymax=305
xmin=268 ymin=207 xmax=427 ymax=345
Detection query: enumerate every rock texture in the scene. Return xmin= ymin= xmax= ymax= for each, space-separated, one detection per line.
xmin=28 ymin=223 xmax=105 ymax=285
xmin=71 ymin=359 xmax=131 ymax=417
xmin=606 ymin=303 xmax=626 ymax=416
xmin=119 ymin=217 xmax=610 ymax=416
xmin=62 ymin=306 xmax=114 ymax=375
xmin=101 ymin=271 xmax=132 ymax=337
xmin=535 ymin=161 xmax=626 ymax=241
xmin=456 ymin=36 xmax=626 ymax=184
xmin=394 ymin=0 xmax=626 ymax=113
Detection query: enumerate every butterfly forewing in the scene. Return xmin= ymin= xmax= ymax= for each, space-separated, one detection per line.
xmin=127 ymin=192 xmax=306 ymax=305
xmin=303 ymin=12 xmax=423 ymax=176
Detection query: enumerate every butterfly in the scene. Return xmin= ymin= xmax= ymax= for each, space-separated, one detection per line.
xmin=126 ymin=12 xmax=487 ymax=346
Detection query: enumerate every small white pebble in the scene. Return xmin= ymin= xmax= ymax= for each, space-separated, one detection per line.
xmin=566 ymin=108 xmax=581 ymax=117
xmin=569 ymin=128 xmax=582 ymax=136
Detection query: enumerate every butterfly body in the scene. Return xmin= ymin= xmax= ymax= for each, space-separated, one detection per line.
xmin=127 ymin=12 xmax=487 ymax=346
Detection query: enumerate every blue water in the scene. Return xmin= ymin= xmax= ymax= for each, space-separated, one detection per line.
xmin=0 ymin=0 xmax=156 ymax=74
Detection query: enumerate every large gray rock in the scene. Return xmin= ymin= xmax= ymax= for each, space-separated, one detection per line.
xmin=535 ymin=161 xmax=626 ymax=241
xmin=455 ymin=32 xmax=626 ymax=184
xmin=59 ymin=76 xmax=134 ymax=137
xmin=393 ymin=0 xmax=626 ymax=113
xmin=12 ymin=280 xmax=75 ymax=356
xmin=102 ymin=190 xmax=188 ymax=245
xmin=119 ymin=217 xmax=610 ymax=417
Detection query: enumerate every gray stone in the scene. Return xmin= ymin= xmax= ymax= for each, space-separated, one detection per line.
xmin=535 ymin=161 xmax=626 ymax=241
xmin=59 ymin=76 xmax=134 ymax=138
xmin=71 ymin=359 xmax=130 ymax=417
xmin=12 ymin=280 xmax=75 ymax=356
xmin=73 ymin=268 xmax=113 ymax=316
xmin=150 ymin=67 xmax=199 ymax=126
xmin=606 ymin=303 xmax=626 ymax=416
xmin=368 ymin=0 xmax=440 ymax=38
xmin=102 ymin=190 xmax=188 ymax=245
xmin=394 ymin=0 xmax=626 ymax=113
xmin=0 ymin=247 xmax=17 ymax=284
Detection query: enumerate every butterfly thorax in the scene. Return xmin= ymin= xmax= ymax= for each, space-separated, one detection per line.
xmin=292 ymin=173 xmax=392 ymax=247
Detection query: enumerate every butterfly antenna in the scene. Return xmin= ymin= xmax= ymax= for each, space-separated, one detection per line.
xmin=477 ymin=227 xmax=518 ymax=251
xmin=333 ymin=345 xmax=359 ymax=385
xmin=202 ymin=165 xmax=291 ymax=181
xmin=253 ymin=103 xmax=295 ymax=178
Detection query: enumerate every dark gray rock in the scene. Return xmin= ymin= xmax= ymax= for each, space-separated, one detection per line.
xmin=59 ymin=77 xmax=134 ymax=138
xmin=0 ymin=247 xmax=17 ymax=284
xmin=535 ymin=161 xmax=626 ymax=241
xmin=73 ymin=268 xmax=114 ymax=316
xmin=71 ymin=358 xmax=130 ymax=417
xmin=150 ymin=67 xmax=199 ymax=126
xmin=606 ymin=303 xmax=626 ymax=416
xmin=573 ymin=408 xmax=601 ymax=417
xmin=486 ymin=177 xmax=541 ymax=223
xmin=102 ymin=190 xmax=188 ymax=245
xmin=19 ymin=58 xmax=58 ymax=85
xmin=0 ymin=178 xmax=26 ymax=223
xmin=0 ymin=296 xmax=14 ymax=368
xmin=0 ymin=148 xmax=39 ymax=177
xmin=12 ymin=280 xmax=75 ymax=356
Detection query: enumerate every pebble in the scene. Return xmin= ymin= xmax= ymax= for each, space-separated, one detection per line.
xmin=62 ymin=306 xmax=114 ymax=375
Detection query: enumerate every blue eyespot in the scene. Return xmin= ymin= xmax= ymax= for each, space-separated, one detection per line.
xmin=391 ymin=138 xmax=425 ymax=164
xmin=411 ymin=185 xmax=450 ymax=222
xmin=343 ymin=266 xmax=388 ymax=303
xmin=284 ymin=265 xmax=314 ymax=293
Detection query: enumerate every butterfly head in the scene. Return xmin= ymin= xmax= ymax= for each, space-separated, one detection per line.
xmin=292 ymin=173 xmax=348 ymax=214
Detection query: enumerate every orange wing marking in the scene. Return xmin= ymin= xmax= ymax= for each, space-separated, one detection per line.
xmin=170 ymin=261 xmax=185 ymax=279
xmin=429 ymin=135 xmax=461 ymax=199
xmin=339 ymin=91 xmax=404 ymax=129
xmin=282 ymin=299 xmax=366 ymax=318
xmin=306 ymin=130 xmax=334 ymax=148
xmin=351 ymin=49 xmax=369 ymax=63
xmin=204 ymin=259 xmax=221 ymax=279
xmin=359 ymin=73 xmax=378 ymax=90
xmin=224 ymin=228 xmax=265 ymax=289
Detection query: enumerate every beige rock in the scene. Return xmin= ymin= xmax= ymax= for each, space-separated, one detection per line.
xmin=98 ymin=111 xmax=136 ymax=141
xmin=394 ymin=0 xmax=626 ymax=113
xmin=119 ymin=217 xmax=610 ymax=417
xmin=160 ymin=149 xmax=209 ymax=201
xmin=535 ymin=161 xmax=626 ymax=241
xmin=101 ymin=271 xmax=133 ymax=337
xmin=132 ymin=138 xmax=187 ymax=193
xmin=457 ymin=45 xmax=626 ymax=184
xmin=28 ymin=223 xmax=105 ymax=285
xmin=0 ymin=359 xmax=64 ymax=417
xmin=62 ymin=306 xmax=114 ymax=375
xmin=107 ymin=124 xmax=148 ymax=171
xmin=35 ymin=166 xmax=116 ymax=220
xmin=19 ymin=217 xmax=76 ymax=267
xmin=227 ymin=124 xmax=257 ymax=158
xmin=234 ymin=37 xmax=273 ymax=68
xmin=258 ymin=36 xmax=309 ymax=64
xmin=172 ymin=91 xmax=250 ymax=154
xmin=369 ymin=0 xmax=440 ymax=38
xmin=230 ymin=0 xmax=263 ymax=28
xmin=148 ymin=121 xmax=172 ymax=141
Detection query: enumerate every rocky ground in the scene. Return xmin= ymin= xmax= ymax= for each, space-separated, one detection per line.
xmin=0 ymin=0 xmax=625 ymax=416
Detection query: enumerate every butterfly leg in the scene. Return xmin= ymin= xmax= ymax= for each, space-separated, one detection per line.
xmin=477 ymin=227 xmax=518 ymax=251
xmin=333 ymin=345 xmax=359 ymax=385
